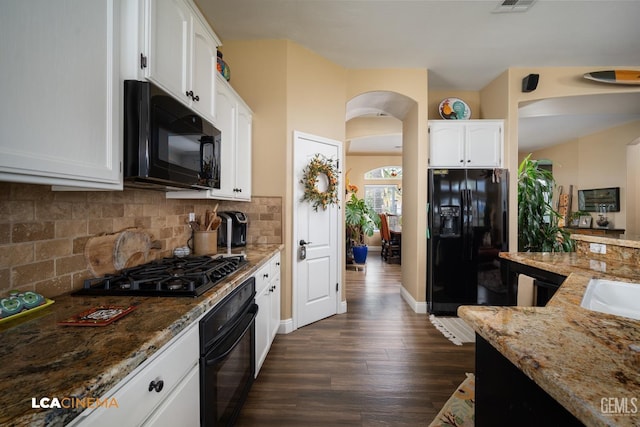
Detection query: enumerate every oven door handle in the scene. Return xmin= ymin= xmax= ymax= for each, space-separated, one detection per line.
xmin=204 ymin=303 xmax=258 ymax=367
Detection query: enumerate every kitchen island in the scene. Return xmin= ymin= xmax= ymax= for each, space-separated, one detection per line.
xmin=459 ymin=235 xmax=640 ymax=427
xmin=0 ymin=244 xmax=282 ymax=427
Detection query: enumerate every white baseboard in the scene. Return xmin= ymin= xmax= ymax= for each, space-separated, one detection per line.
xmin=400 ymin=285 xmax=428 ymax=313
xmin=278 ymin=318 xmax=294 ymax=334
xmin=338 ymin=299 xmax=347 ymax=314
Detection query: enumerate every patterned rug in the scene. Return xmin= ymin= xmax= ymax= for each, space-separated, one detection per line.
xmin=429 ymin=315 xmax=476 ymax=345
xmin=429 ymin=373 xmax=475 ymax=427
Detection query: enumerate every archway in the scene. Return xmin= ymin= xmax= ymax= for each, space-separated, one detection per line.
xmin=345 ymin=90 xmax=427 ymax=311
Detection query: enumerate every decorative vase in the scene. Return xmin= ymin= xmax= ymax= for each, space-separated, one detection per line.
xmin=216 ymin=51 xmax=230 ymax=81
xmin=352 ymin=245 xmax=368 ymax=264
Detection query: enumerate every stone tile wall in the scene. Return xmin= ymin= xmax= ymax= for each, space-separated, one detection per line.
xmin=0 ymin=182 xmax=282 ymax=298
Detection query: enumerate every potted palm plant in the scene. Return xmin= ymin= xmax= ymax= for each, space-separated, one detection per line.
xmin=518 ymin=154 xmax=574 ymax=252
xmin=345 ymin=193 xmax=380 ymax=264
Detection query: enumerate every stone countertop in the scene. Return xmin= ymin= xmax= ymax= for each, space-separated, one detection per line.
xmin=0 ymin=244 xmax=283 ymax=427
xmin=499 ymin=251 xmax=640 ymax=282
xmin=459 ymin=251 xmax=640 ymax=427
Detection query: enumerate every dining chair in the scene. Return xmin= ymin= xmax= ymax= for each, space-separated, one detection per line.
xmin=379 ymin=213 xmax=401 ymax=264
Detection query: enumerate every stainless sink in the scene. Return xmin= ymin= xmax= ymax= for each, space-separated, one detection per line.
xmin=580 ymin=278 xmax=640 ymax=320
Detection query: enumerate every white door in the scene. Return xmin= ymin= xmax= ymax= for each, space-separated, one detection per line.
xmin=293 ymin=131 xmax=342 ymax=328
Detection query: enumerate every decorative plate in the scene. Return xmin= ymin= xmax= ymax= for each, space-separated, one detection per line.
xmin=58 ymin=305 xmax=136 ymax=327
xmin=439 ymin=98 xmax=471 ymax=120
xmin=0 ymin=298 xmax=54 ymax=324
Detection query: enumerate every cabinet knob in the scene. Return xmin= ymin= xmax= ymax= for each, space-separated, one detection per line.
xmin=193 ymin=94 xmax=199 ymax=102
xmin=459 ymin=159 xmax=464 ymax=163
xmin=263 ymin=273 xmax=269 ymax=279
xmin=148 ymin=379 xmax=164 ymax=393
xmin=185 ymin=90 xmax=194 ymax=99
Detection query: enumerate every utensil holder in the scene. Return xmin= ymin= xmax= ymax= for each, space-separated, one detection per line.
xmin=193 ymin=231 xmax=218 ymax=255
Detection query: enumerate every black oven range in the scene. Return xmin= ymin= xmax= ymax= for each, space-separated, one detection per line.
xmin=75 ymin=255 xmax=247 ymax=297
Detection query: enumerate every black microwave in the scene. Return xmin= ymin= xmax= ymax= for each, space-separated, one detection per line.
xmin=123 ymin=80 xmax=221 ymax=191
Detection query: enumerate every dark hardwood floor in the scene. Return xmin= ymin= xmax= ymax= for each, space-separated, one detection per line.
xmin=236 ymin=252 xmax=475 ymax=426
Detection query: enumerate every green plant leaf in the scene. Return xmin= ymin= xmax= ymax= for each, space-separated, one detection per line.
xmin=517 ymin=154 xmax=575 ymax=253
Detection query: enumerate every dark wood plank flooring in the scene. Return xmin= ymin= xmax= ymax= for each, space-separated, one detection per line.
xmin=236 ymin=253 xmax=475 ymax=426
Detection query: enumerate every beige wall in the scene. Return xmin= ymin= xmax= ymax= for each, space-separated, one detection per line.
xmin=219 ymin=40 xmax=288 ymax=197
xmin=347 ymin=116 xmax=402 ymax=139
xmin=222 ymin=41 xmax=640 ymax=315
xmin=527 ymin=120 xmax=640 ymax=231
xmin=222 ymin=40 xmax=347 ymax=320
xmin=346 ymin=69 xmax=428 ymax=304
xmin=627 ymin=142 xmax=640 ymax=236
xmin=480 ymin=67 xmax=640 ymax=251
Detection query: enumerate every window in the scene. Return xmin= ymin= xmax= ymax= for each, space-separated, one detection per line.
xmin=364 ymin=166 xmax=402 ymax=180
xmin=364 ymin=185 xmax=401 ymax=215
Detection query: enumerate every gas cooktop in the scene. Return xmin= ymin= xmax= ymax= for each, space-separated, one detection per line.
xmin=75 ymin=255 xmax=247 ymax=297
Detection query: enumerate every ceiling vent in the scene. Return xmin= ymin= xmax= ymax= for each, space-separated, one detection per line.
xmin=492 ymin=0 xmax=536 ymax=13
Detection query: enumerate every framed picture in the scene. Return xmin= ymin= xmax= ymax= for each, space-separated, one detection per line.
xmin=578 ymin=187 xmax=620 ymax=212
xmin=578 ymin=215 xmax=592 ymax=229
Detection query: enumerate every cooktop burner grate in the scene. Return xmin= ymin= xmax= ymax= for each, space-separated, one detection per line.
xmin=76 ymin=255 xmax=247 ymax=297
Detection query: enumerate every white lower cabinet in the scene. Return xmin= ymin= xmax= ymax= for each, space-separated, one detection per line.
xmin=67 ymin=323 xmax=199 ymax=427
xmin=254 ymin=252 xmax=281 ymax=376
xmin=141 ymin=365 xmax=200 ymax=426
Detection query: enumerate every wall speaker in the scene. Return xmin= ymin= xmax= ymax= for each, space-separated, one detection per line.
xmin=522 ymin=74 xmax=539 ymax=92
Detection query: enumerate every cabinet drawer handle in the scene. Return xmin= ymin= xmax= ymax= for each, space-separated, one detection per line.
xmin=193 ymin=94 xmax=199 ymax=102
xmin=185 ymin=90 xmax=194 ymax=99
xmin=148 ymin=379 xmax=164 ymax=393
xmin=263 ymin=273 xmax=269 ymax=279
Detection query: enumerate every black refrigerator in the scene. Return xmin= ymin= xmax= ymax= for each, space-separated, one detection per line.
xmin=427 ymin=168 xmax=509 ymax=315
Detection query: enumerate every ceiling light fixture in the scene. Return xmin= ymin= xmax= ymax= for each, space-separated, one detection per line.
xmin=492 ymin=0 xmax=536 ymax=13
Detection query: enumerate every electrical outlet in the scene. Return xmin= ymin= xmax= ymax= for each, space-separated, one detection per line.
xmin=188 ymin=212 xmax=196 ymax=222
xmin=589 ymin=243 xmax=607 ymax=254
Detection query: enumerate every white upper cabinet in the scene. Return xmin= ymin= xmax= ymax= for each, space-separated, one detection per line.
xmin=167 ymin=75 xmax=252 ymax=201
xmin=234 ymin=100 xmax=253 ymax=200
xmin=429 ymin=120 xmax=503 ymax=168
xmin=190 ymin=17 xmax=218 ymax=122
xmin=209 ymin=75 xmax=237 ymax=199
xmin=0 ymin=0 xmax=122 ymax=189
xmin=145 ymin=0 xmax=220 ymax=123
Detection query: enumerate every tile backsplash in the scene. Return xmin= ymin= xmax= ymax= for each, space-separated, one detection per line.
xmin=0 ymin=183 xmax=281 ymax=298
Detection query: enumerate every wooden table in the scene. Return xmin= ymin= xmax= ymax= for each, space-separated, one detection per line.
xmin=563 ymin=226 xmax=625 ymax=238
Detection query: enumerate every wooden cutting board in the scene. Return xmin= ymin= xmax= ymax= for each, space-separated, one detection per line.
xmin=85 ymin=230 xmax=152 ymax=276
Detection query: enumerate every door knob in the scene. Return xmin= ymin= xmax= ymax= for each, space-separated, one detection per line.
xmin=299 ymin=239 xmax=312 ymax=246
